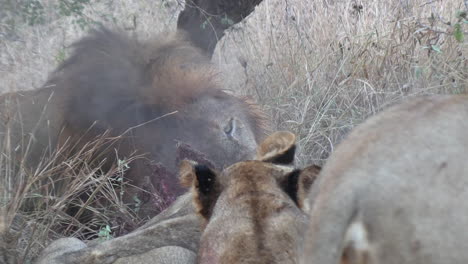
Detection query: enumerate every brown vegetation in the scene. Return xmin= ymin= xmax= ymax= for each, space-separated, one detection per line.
xmin=219 ymin=0 xmax=467 ymax=166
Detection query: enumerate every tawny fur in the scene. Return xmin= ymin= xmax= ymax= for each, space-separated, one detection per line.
xmin=301 ymin=95 xmax=468 ymax=264
xmin=182 ymin=131 xmax=320 ymax=264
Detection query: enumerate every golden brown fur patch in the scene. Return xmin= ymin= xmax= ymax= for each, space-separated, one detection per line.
xmin=182 ymin=131 xmax=320 ymax=263
xmin=301 ymin=95 xmax=468 ymax=264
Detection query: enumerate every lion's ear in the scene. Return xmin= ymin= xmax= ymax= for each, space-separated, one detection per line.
xmin=279 ymin=164 xmax=321 ymax=209
xmin=179 ymin=159 xmax=198 ymax=188
xmin=296 ymin=165 xmax=321 ymax=209
xmin=255 ymin=131 xmax=296 ymax=164
xmin=179 ymin=160 xmax=221 ymax=220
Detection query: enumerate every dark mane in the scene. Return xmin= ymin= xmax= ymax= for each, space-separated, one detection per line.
xmin=240 ymin=95 xmax=271 ymax=142
xmin=44 ymin=26 xmax=270 ymax=141
xmin=47 ymin=27 xmax=222 ymax=132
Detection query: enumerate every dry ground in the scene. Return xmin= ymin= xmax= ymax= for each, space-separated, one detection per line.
xmin=1 ymin=0 xmax=467 ymax=262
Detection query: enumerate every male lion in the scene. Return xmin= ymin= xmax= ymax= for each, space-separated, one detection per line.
xmin=300 ymin=95 xmax=468 ymax=264
xmin=181 ymin=131 xmax=321 ymax=264
xmin=0 ymin=27 xmax=269 ymax=220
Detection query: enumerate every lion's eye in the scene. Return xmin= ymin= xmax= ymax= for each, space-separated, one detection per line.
xmin=224 ymin=118 xmax=236 ymax=136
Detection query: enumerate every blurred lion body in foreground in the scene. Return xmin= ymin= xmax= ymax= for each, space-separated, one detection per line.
xmin=0 ymin=27 xmax=269 ymax=220
xmin=301 ymin=95 xmax=468 ymax=264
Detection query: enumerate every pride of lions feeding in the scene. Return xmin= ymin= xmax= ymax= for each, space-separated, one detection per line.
xmin=2 ymin=23 xmax=468 ymax=264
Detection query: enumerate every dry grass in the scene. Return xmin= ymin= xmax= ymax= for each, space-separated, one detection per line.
xmin=216 ymin=0 xmax=467 ymax=166
xmin=0 ymin=113 xmax=143 ymax=262
xmin=0 ymin=0 xmax=183 ymax=92
xmin=2 ymin=0 xmax=466 ymax=165
xmin=0 ymin=0 xmax=467 ymax=262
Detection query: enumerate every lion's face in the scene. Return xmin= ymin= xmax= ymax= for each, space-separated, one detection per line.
xmin=128 ymin=91 xmax=259 ymax=173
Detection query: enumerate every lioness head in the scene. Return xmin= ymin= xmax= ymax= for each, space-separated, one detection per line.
xmin=180 ymin=131 xmax=320 ymax=263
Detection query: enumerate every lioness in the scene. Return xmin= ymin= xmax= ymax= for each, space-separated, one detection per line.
xmin=300 ymin=95 xmax=468 ymax=264
xmin=182 ymin=131 xmax=320 ymax=263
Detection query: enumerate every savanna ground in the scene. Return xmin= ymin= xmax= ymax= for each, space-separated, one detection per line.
xmin=1 ymin=0 xmax=467 ymax=262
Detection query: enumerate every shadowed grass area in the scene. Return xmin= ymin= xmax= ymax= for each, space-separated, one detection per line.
xmin=0 ymin=110 xmax=144 ymax=262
